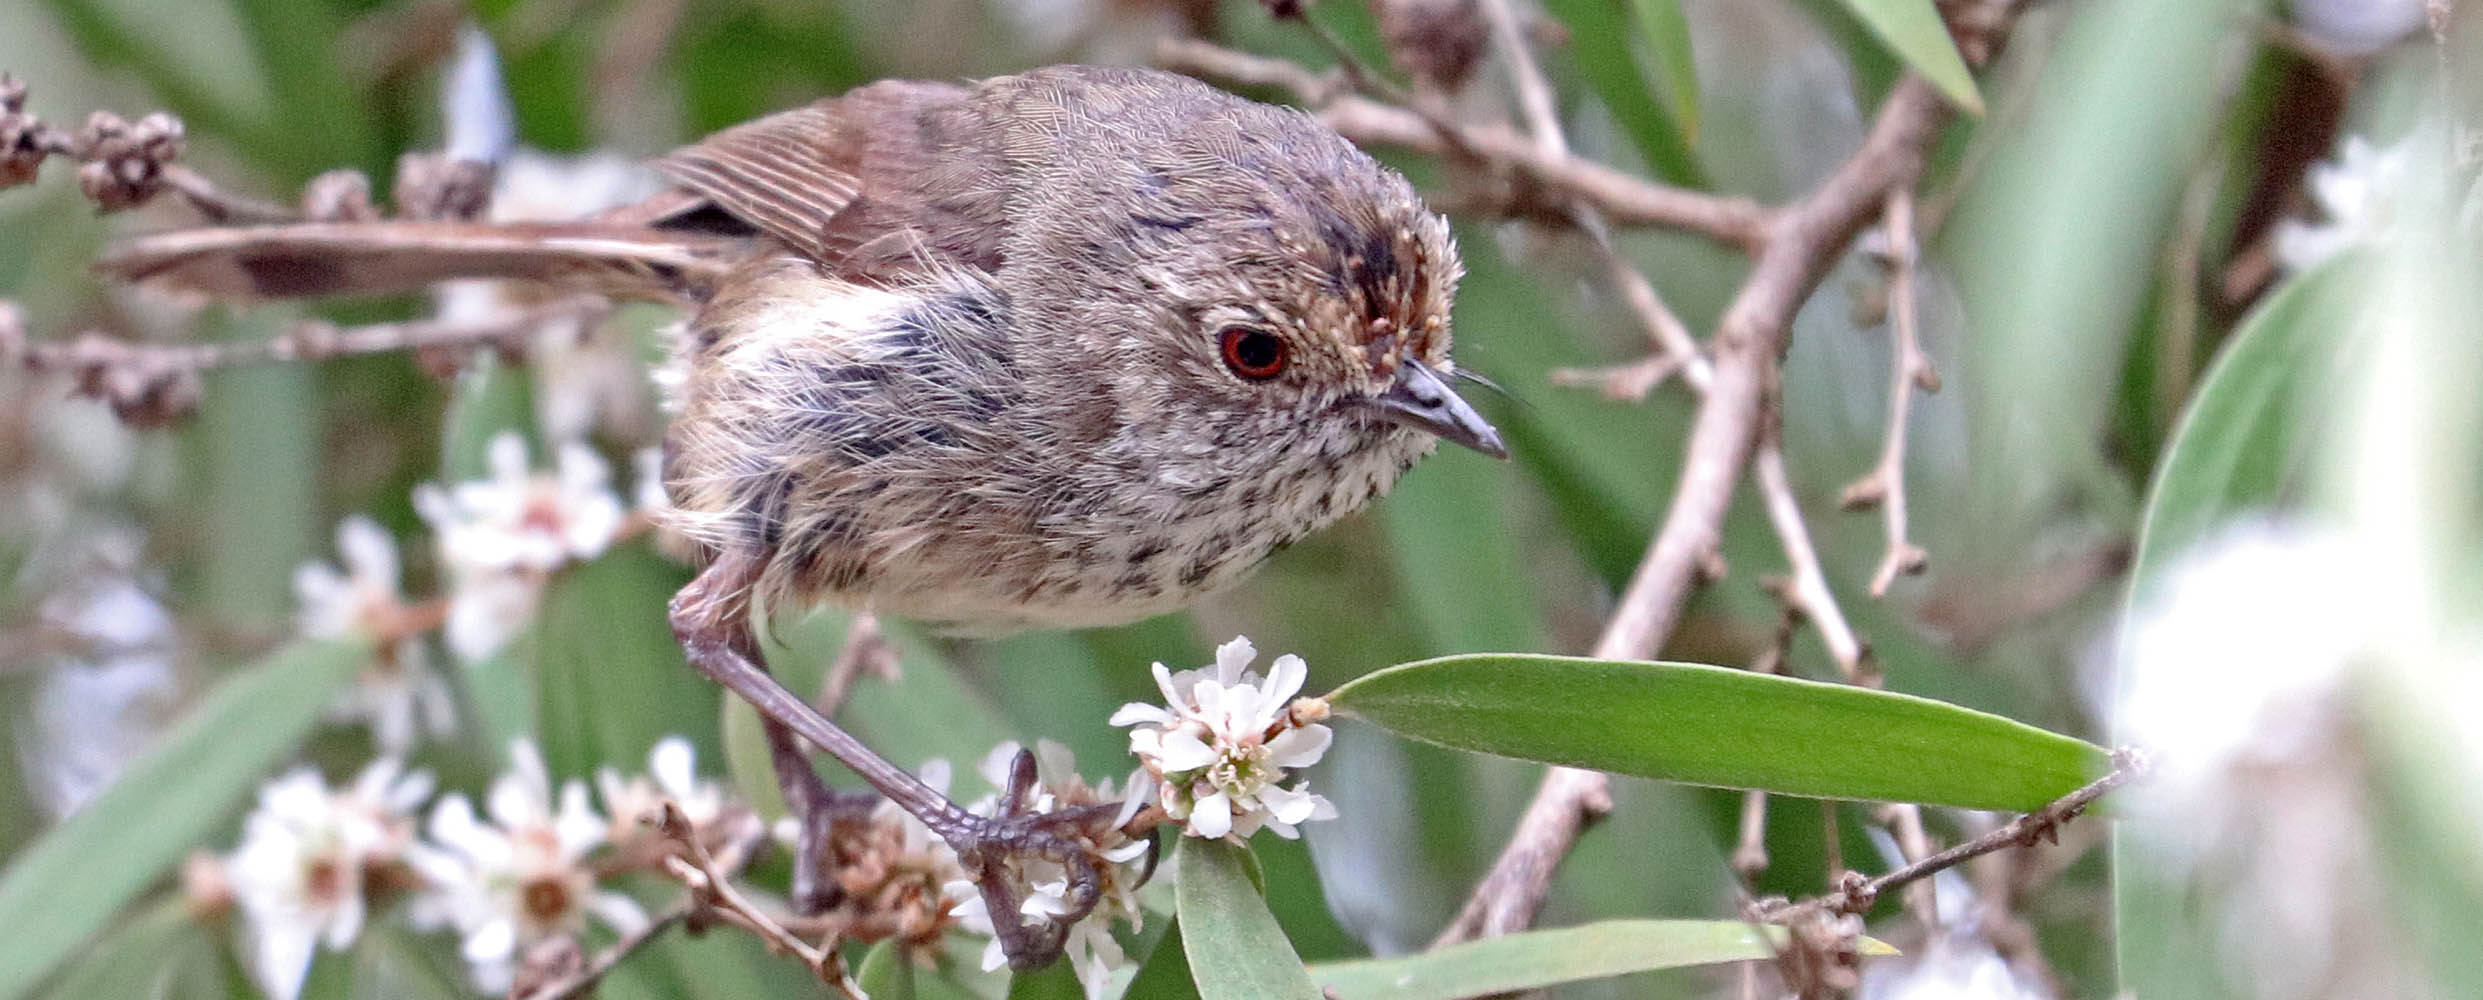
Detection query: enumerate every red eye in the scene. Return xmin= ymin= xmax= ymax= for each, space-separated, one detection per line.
xmin=1219 ymin=326 xmax=1287 ymax=380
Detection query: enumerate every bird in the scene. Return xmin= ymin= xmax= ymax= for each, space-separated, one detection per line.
xmin=99 ymin=64 xmax=1504 ymax=969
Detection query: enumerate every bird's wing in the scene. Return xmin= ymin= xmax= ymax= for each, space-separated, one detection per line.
xmin=655 ymin=79 xmax=998 ymax=279
xmin=655 ymin=104 xmax=860 ymax=262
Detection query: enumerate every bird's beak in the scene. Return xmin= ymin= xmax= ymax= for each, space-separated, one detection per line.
xmin=1362 ymin=360 xmax=1510 ymax=460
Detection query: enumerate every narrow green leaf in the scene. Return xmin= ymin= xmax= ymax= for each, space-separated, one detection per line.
xmin=531 ymin=542 xmax=718 ymax=781
xmin=1329 ymin=655 xmax=2105 ymax=811
xmin=347 ymin=924 xmax=471 ymax=1000
xmin=437 ymin=357 xmax=539 ymax=481
xmin=36 ymin=896 xmax=224 ymax=1000
xmin=1628 ymin=0 xmax=1701 ymax=143
xmin=2121 ymin=255 xmax=2363 ymax=575
xmin=1540 ymin=0 xmax=1705 ymax=185
xmin=856 ymin=941 xmax=916 ymax=1000
xmin=1123 ymin=917 xmax=1203 ymax=1000
xmin=1833 ymin=0 xmax=1982 ymax=113
xmin=1310 ymin=919 xmax=1891 ymax=999
xmin=1005 ymin=962 xmax=1082 ymax=1000
xmin=1175 ymin=839 xmax=1320 ymax=1000
xmin=0 ymin=640 xmax=367 ymax=1000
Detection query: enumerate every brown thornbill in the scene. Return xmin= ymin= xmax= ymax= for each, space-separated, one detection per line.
xmin=101 ymin=64 xmax=1504 ymax=969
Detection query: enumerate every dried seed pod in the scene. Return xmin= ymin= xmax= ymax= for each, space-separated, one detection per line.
xmin=1373 ymin=0 xmax=1487 ymax=92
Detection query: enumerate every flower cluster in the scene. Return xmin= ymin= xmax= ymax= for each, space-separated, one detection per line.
xmin=218 ymin=759 xmax=432 ymax=1000
xmin=414 ymin=432 xmax=628 ymax=663
xmin=405 ymin=740 xmax=648 ymax=994
xmin=207 ymin=738 xmax=726 ymax=999
xmin=1114 ymin=636 xmax=1337 ymax=840
xmin=294 ymin=516 xmax=454 ymax=754
xmin=208 ymin=623 xmax=1332 ymax=999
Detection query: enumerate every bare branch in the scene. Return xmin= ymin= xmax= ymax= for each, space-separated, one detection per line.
xmin=1754 ymin=439 xmax=1869 ymax=681
xmin=1157 ymin=38 xmax=1768 ymax=246
xmin=651 ymin=803 xmax=863 ymax=999
xmin=814 ymin=611 xmax=899 ymax=721
xmin=1760 ymin=750 xmax=2147 ymax=924
xmin=3 ymin=296 xmax=608 ymax=426
xmin=1839 ymin=189 xmax=1935 ymax=596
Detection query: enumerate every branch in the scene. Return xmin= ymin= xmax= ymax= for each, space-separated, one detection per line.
xmin=1839 ymin=189 xmax=1935 ymax=596
xmin=1759 ymin=750 xmax=2148 ymax=924
xmin=1438 ymin=74 xmax=1958 ymax=947
xmin=518 ymin=809 xmax=771 ymax=1000
xmin=2 ymin=296 xmax=608 ymax=426
xmin=1156 ymin=39 xmax=1768 ymax=246
xmin=649 ymin=803 xmax=864 ymax=999
xmin=1754 ymin=438 xmax=1868 ymax=681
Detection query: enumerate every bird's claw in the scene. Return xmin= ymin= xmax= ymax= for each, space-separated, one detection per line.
xmin=940 ymin=749 xmax=1150 ymax=970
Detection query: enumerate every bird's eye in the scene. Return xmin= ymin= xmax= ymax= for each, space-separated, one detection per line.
xmin=1218 ymin=326 xmax=1287 ymax=381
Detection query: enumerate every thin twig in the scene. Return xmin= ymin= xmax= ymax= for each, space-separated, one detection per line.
xmin=1754 ymin=438 xmax=1869 ymax=681
xmin=1875 ymin=801 xmax=1940 ymax=934
xmin=652 ymin=803 xmax=864 ymax=999
xmin=1730 ymin=614 xmax=1796 ymax=885
xmin=1761 ymin=749 xmax=2148 ymax=925
xmin=1475 ymin=0 xmax=1565 ymax=160
xmin=814 ymin=611 xmax=898 ymax=721
xmin=1158 ymin=38 xmax=1768 ymax=247
xmin=3 ymin=296 xmax=608 ymax=426
xmin=520 ymin=811 xmax=770 ymax=1000
xmin=1839 ymin=189 xmax=1934 ymax=596
xmin=1549 ymin=235 xmax=1715 ymax=399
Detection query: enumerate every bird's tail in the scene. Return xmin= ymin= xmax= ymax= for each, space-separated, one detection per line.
xmin=95 ymin=219 xmax=742 ymax=303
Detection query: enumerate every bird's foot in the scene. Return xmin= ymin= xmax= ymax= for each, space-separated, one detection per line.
xmin=939 ymin=748 xmax=1158 ymax=970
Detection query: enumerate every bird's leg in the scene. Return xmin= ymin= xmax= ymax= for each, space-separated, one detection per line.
xmin=667 ymin=554 xmax=1127 ymax=969
xmin=723 ymin=623 xmax=872 ymax=915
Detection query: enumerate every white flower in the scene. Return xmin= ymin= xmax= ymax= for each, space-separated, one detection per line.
xmin=2274 ymin=135 xmax=2414 ymax=272
xmin=407 ymin=739 xmax=646 ymax=994
xmin=296 ymin=515 xmax=455 ymax=753
xmin=949 ymin=742 xmax=1151 ymax=1000
xmin=596 ymin=735 xmax=727 ymax=843
xmin=1114 ymin=636 xmax=1337 ymax=840
xmin=1861 ymin=937 xmax=2049 ymax=1000
xmin=2114 ymin=520 xmax=2375 ymax=824
xmin=413 ymin=432 xmax=625 ymax=661
xmin=228 ymin=759 xmax=434 ymax=1000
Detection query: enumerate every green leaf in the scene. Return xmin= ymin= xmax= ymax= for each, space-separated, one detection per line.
xmin=2120 ymin=256 xmax=2363 ymax=575
xmin=1329 ymin=655 xmax=2106 ymax=811
xmin=1540 ymin=0 xmax=1705 ymax=186
xmin=1005 ymin=962 xmax=1083 ymax=1000
xmin=1123 ymin=917 xmax=1203 ymax=1000
xmin=531 ymin=542 xmax=718 ymax=781
xmin=1310 ymin=919 xmax=1891 ymax=999
xmin=347 ymin=924 xmax=471 ymax=1000
xmin=856 ymin=941 xmax=916 ymax=1000
xmin=1831 ymin=0 xmax=1981 ymax=114
xmin=1628 ymin=0 xmax=1701 ymax=143
xmin=1174 ymin=839 xmax=1320 ymax=1000
xmin=36 ymin=896 xmax=226 ymax=1000
xmin=0 ymin=640 xmax=367 ymax=1000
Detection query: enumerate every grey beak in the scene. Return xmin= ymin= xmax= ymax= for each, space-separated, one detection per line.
xmin=1364 ymin=360 xmax=1510 ymax=460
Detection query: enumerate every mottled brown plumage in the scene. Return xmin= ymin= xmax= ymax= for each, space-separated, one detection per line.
xmin=655 ymin=66 xmax=1482 ymax=632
